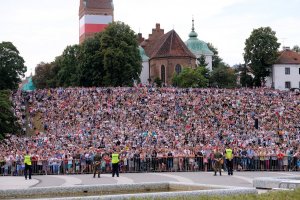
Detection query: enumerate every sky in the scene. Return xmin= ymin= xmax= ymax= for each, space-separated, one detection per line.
xmin=0 ymin=0 xmax=299 ymax=76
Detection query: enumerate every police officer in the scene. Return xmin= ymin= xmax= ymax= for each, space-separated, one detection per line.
xmin=225 ymin=145 xmax=234 ymax=176
xmin=93 ymin=149 xmax=102 ymax=178
xmin=213 ymin=148 xmax=223 ymax=176
xmin=24 ymin=151 xmax=32 ymax=180
xmin=111 ymin=149 xmax=120 ymax=177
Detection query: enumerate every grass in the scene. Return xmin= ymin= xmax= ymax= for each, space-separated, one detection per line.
xmin=4 ymin=188 xmax=300 ymax=199
xmin=132 ymin=188 xmax=300 ymax=200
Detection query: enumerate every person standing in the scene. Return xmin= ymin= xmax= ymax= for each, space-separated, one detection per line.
xmin=225 ymin=145 xmax=234 ymax=175
xmin=93 ymin=149 xmax=102 ymax=178
xmin=24 ymin=151 xmax=32 ymax=180
xmin=111 ymin=149 xmax=120 ymax=177
xmin=213 ymin=148 xmax=223 ymax=176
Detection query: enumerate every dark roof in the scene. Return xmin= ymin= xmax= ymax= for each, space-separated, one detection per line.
xmin=150 ymin=30 xmax=196 ymax=59
xmin=85 ymin=0 xmax=113 ymax=9
xmin=276 ymin=50 xmax=300 ymax=64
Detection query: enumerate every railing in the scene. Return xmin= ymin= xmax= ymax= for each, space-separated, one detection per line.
xmin=1 ymin=156 xmax=300 ymax=176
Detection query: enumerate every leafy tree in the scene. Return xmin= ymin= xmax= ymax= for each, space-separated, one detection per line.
xmin=101 ymin=22 xmax=142 ymax=86
xmin=197 ymin=55 xmax=208 ymax=67
xmin=32 ymin=22 xmax=142 ymax=88
xmin=0 ymin=42 xmax=27 ymax=90
xmin=172 ymin=66 xmax=208 ymax=88
xmin=244 ymin=27 xmax=280 ymax=87
xmin=239 ymin=64 xmax=254 ymax=87
xmin=207 ymin=43 xmax=222 ymax=70
xmin=78 ymin=34 xmax=104 ymax=87
xmin=292 ymin=45 xmax=300 ymax=53
xmin=210 ymin=66 xmax=237 ymax=88
xmin=32 ymin=62 xmax=56 ymax=89
xmin=0 ymin=90 xmax=20 ymax=139
xmin=55 ymin=45 xmax=80 ymax=87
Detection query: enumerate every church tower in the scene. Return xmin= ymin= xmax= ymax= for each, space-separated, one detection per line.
xmin=79 ymin=0 xmax=114 ymax=43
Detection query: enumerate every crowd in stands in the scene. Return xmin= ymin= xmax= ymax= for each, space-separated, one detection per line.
xmin=1 ymin=86 xmax=300 ymax=175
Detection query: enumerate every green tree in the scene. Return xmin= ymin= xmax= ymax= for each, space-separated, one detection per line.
xmin=210 ymin=66 xmax=237 ymax=88
xmin=172 ymin=67 xmax=208 ymax=88
xmin=239 ymin=64 xmax=254 ymax=87
xmin=244 ymin=27 xmax=280 ymax=87
xmin=0 ymin=42 xmax=27 ymax=90
xmin=78 ymin=34 xmax=104 ymax=87
xmin=101 ymin=22 xmax=142 ymax=86
xmin=32 ymin=62 xmax=56 ymax=89
xmin=55 ymin=45 xmax=80 ymax=87
xmin=197 ymin=55 xmax=208 ymax=67
xmin=207 ymin=43 xmax=222 ymax=70
xmin=292 ymin=45 xmax=300 ymax=53
xmin=0 ymin=90 xmax=20 ymax=139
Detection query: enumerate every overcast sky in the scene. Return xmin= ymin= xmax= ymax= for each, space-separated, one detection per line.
xmin=1 ymin=0 xmax=299 ymax=76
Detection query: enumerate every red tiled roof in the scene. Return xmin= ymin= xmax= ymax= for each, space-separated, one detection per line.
xmin=276 ymin=50 xmax=300 ymax=64
xmin=150 ymin=30 xmax=196 ymax=59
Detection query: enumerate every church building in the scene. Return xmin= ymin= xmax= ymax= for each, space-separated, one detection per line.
xmin=138 ymin=22 xmax=213 ymax=85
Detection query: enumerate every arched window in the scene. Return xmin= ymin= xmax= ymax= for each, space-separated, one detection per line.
xmin=161 ymin=65 xmax=166 ymax=83
xmin=175 ymin=64 xmax=182 ymax=74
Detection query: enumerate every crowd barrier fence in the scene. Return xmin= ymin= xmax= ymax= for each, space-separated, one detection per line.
xmin=1 ymin=156 xmax=300 ymax=176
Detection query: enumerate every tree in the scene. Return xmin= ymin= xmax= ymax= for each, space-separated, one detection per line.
xmin=207 ymin=43 xmax=222 ymax=70
xmin=33 ymin=22 xmax=141 ymax=88
xmin=101 ymin=22 xmax=142 ymax=86
xmin=292 ymin=45 xmax=300 ymax=53
xmin=32 ymin=62 xmax=56 ymax=89
xmin=55 ymin=45 xmax=80 ymax=87
xmin=239 ymin=64 xmax=254 ymax=87
xmin=0 ymin=90 xmax=20 ymax=139
xmin=78 ymin=34 xmax=104 ymax=87
xmin=0 ymin=42 xmax=27 ymax=90
xmin=244 ymin=27 xmax=280 ymax=87
xmin=172 ymin=67 xmax=208 ymax=88
xmin=197 ymin=55 xmax=208 ymax=67
xmin=210 ymin=66 xmax=237 ymax=88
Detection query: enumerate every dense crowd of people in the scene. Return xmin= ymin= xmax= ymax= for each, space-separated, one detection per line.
xmin=1 ymin=86 xmax=300 ymax=175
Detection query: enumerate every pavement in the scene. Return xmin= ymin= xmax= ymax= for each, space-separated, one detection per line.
xmin=1 ymin=171 xmax=300 ymax=190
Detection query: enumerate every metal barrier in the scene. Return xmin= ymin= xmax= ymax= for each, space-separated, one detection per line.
xmin=1 ymin=156 xmax=299 ymax=176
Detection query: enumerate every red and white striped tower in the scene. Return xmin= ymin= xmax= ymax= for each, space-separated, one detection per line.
xmin=79 ymin=0 xmax=114 ymax=44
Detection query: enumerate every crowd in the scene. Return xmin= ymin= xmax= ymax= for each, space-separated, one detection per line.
xmin=1 ymin=86 xmax=300 ymax=175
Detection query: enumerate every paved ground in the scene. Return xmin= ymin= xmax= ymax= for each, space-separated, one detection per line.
xmin=1 ymin=171 xmax=300 ymax=190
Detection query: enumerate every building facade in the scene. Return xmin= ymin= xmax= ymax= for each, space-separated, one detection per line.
xmin=79 ymin=0 xmax=114 ymax=44
xmin=139 ymin=46 xmax=149 ymax=85
xmin=266 ymin=48 xmax=300 ymax=90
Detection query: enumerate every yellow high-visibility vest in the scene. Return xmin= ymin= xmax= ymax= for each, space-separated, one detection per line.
xmin=111 ymin=153 xmax=119 ymax=164
xmin=225 ymin=149 xmax=233 ymax=160
xmin=24 ymin=155 xmax=32 ymax=165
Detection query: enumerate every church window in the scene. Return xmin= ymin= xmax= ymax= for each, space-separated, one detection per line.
xmin=161 ymin=65 xmax=166 ymax=83
xmin=175 ymin=64 xmax=182 ymax=74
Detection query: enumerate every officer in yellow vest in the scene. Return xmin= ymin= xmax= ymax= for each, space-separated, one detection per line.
xmin=111 ymin=149 xmax=120 ymax=177
xmin=24 ymin=151 xmax=32 ymax=180
xmin=225 ymin=145 xmax=234 ymax=176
